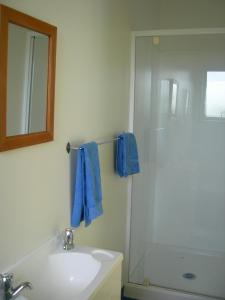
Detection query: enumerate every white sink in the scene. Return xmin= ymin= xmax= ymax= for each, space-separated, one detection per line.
xmin=47 ymin=252 xmax=101 ymax=294
xmin=3 ymin=237 xmax=123 ymax=300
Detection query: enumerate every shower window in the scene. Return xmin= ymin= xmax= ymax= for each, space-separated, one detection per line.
xmin=205 ymin=71 xmax=225 ymax=118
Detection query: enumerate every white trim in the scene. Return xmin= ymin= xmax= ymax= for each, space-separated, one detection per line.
xmin=133 ymin=28 xmax=225 ymax=37
xmin=124 ymin=27 xmax=225 ymax=288
xmin=22 ymin=32 xmax=34 ymax=134
xmin=129 ymin=33 xmax=136 ymax=132
xmin=124 ymin=176 xmax=132 ymax=284
xmin=124 ymin=32 xmax=136 ymax=284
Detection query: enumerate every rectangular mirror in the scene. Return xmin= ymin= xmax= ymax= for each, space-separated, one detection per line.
xmin=0 ymin=5 xmax=57 ymax=151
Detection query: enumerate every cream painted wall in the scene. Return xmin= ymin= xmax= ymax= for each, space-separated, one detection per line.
xmin=130 ymin=0 xmax=225 ymax=30
xmin=0 ymin=0 xmax=130 ymax=271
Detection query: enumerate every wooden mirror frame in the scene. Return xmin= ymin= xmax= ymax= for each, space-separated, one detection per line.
xmin=0 ymin=5 xmax=57 ymax=151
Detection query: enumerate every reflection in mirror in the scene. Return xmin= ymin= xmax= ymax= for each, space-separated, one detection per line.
xmin=171 ymin=80 xmax=178 ymax=116
xmin=7 ymin=23 xmax=49 ymax=136
xmin=205 ymin=71 xmax=225 ymax=119
xmin=160 ymin=79 xmax=179 ymax=117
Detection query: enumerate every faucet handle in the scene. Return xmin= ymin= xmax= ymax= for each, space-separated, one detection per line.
xmin=64 ymin=228 xmax=74 ymax=239
xmin=64 ymin=228 xmax=73 ymax=241
xmin=63 ymin=228 xmax=74 ymax=250
xmin=65 ymin=227 xmax=73 ymax=234
xmin=0 ymin=273 xmax=32 ymax=300
xmin=0 ymin=273 xmax=13 ymax=288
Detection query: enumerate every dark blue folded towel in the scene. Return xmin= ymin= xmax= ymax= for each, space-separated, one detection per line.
xmin=71 ymin=142 xmax=103 ymax=227
xmin=115 ymin=132 xmax=140 ymax=177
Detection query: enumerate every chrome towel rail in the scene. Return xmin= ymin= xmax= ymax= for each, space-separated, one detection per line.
xmin=66 ymin=137 xmax=120 ymax=153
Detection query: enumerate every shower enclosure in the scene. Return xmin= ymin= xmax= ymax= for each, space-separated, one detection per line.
xmin=127 ymin=30 xmax=225 ymax=300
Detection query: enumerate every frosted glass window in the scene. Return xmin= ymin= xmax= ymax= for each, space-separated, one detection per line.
xmin=205 ymin=72 xmax=225 ymax=118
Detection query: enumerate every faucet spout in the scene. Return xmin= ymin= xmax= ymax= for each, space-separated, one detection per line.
xmin=10 ymin=281 xmax=32 ymax=298
xmin=0 ymin=273 xmax=32 ymax=300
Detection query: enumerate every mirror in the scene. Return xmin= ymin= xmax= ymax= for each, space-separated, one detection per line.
xmin=0 ymin=5 xmax=57 ymax=151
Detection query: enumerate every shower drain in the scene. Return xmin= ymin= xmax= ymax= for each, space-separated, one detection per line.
xmin=182 ymin=273 xmax=196 ymax=280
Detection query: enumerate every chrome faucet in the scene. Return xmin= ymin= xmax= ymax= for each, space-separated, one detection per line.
xmin=0 ymin=273 xmax=32 ymax=300
xmin=63 ymin=228 xmax=74 ymax=250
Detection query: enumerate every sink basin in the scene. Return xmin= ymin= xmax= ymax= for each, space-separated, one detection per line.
xmin=47 ymin=252 xmax=101 ymax=296
xmin=4 ymin=238 xmax=123 ymax=300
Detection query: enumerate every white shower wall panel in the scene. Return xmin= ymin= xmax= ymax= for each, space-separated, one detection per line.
xmin=153 ymin=43 xmax=225 ymax=253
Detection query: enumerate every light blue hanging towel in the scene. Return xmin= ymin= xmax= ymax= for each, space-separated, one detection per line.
xmin=71 ymin=142 xmax=103 ymax=227
xmin=115 ymin=132 xmax=140 ymax=177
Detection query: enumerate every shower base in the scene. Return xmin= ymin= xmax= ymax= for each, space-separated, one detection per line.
xmin=124 ymin=284 xmax=221 ymax=300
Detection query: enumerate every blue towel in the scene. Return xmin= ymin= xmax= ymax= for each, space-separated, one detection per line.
xmin=115 ymin=133 xmax=140 ymax=177
xmin=71 ymin=142 xmax=103 ymax=227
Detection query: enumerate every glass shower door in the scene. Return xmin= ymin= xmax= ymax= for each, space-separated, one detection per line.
xmin=129 ymin=34 xmax=225 ymax=298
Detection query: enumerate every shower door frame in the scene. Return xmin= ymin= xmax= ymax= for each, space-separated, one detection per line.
xmin=125 ymin=27 xmax=225 ymax=289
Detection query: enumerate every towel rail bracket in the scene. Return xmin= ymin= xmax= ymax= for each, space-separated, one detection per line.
xmin=66 ymin=142 xmax=71 ymax=153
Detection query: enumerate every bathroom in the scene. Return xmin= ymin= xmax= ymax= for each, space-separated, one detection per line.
xmin=0 ymin=0 xmax=224 ymax=300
